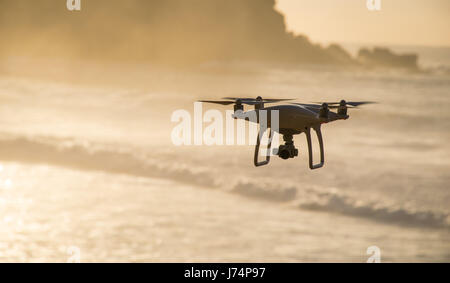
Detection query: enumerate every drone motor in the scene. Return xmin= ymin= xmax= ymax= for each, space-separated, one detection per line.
xmin=337 ymin=100 xmax=348 ymax=116
xmin=319 ymin=103 xmax=329 ymax=119
xmin=233 ymin=99 xmax=244 ymax=112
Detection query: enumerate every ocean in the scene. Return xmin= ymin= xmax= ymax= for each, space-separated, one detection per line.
xmin=0 ymin=50 xmax=449 ymax=262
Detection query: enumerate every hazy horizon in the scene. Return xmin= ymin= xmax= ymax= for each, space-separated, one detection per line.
xmin=276 ymin=0 xmax=450 ymax=48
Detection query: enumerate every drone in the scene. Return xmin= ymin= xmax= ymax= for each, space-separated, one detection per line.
xmin=199 ymin=96 xmax=374 ymax=170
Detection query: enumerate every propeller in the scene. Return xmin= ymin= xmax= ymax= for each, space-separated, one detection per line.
xmin=222 ymin=97 xmax=293 ymax=103
xmin=293 ymin=100 xmax=375 ymax=110
xmin=313 ymin=101 xmax=376 ymax=107
xmin=292 ymin=100 xmax=375 ymax=118
xmin=199 ymin=96 xmax=294 ymax=106
xmin=198 ymin=99 xmax=261 ymax=106
xmin=197 ymin=100 xmax=236 ymax=105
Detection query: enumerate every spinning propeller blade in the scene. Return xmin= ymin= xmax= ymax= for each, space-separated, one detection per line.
xmin=198 ymin=100 xmax=260 ymax=106
xmin=198 ymin=100 xmax=235 ymax=105
xmin=328 ymin=105 xmax=357 ymax=109
xmin=222 ymin=97 xmax=294 ymax=103
xmin=313 ymin=101 xmax=376 ymax=107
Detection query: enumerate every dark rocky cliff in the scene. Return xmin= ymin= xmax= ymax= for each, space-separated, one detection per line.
xmin=0 ymin=0 xmax=418 ymax=68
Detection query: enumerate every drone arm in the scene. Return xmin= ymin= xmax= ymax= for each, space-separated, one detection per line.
xmin=305 ymin=126 xmax=325 ymax=170
xmin=254 ymin=128 xmax=272 ymax=167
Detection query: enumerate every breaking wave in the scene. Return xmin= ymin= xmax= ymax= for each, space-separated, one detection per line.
xmin=0 ymin=134 xmax=448 ymax=229
xmin=230 ymin=180 xmax=449 ymax=229
xmin=231 ymin=181 xmax=297 ymax=202
xmin=0 ymin=135 xmax=219 ymax=188
xmin=296 ymin=192 xmax=450 ymax=229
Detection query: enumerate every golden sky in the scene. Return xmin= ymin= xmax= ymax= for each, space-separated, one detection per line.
xmin=276 ymin=0 xmax=450 ymax=47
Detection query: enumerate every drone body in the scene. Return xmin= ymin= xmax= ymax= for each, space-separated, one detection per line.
xmin=199 ymin=97 xmax=373 ymax=170
xmin=234 ymin=104 xmax=349 ymax=133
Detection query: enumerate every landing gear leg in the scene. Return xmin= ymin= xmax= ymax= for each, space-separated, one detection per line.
xmin=305 ymin=125 xmax=325 ymax=170
xmin=254 ymin=128 xmax=273 ymax=167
